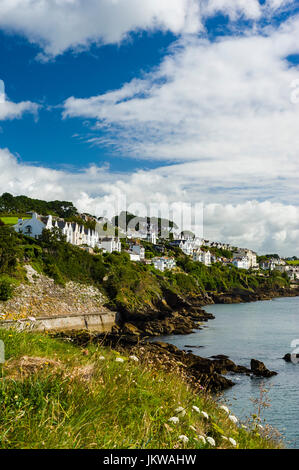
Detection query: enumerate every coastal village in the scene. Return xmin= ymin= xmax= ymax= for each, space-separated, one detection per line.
xmin=13 ymin=211 xmax=299 ymax=282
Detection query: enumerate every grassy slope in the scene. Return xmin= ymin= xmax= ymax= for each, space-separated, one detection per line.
xmin=0 ymin=329 xmax=281 ymax=449
xmin=0 ymin=217 xmax=19 ymax=225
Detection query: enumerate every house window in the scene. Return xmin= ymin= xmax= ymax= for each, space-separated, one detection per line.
xmin=25 ymin=225 xmax=32 ymax=234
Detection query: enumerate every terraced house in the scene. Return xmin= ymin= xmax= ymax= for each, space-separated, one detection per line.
xmin=14 ymin=212 xmax=100 ymax=248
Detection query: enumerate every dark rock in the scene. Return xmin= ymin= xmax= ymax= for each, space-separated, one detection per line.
xmin=283 ymin=353 xmax=299 ymax=362
xmin=250 ymin=359 xmax=277 ymax=377
xmin=122 ymin=322 xmax=141 ymax=336
xmin=210 ymin=354 xmax=229 ymax=359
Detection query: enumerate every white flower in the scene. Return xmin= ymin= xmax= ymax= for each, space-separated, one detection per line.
xmin=129 ymin=355 xmax=139 ymax=362
xmin=98 ymin=356 xmax=105 ymax=360
xmin=222 ymin=435 xmax=228 ymax=440
xmin=257 ymin=424 xmax=264 ymax=430
xmin=201 ymin=411 xmax=209 ymax=419
xmin=229 ymin=415 xmax=238 ymax=424
xmin=229 ymin=438 xmax=237 ymax=446
xmin=189 ymin=425 xmax=197 ymax=432
xmin=115 ymin=358 xmax=124 ymax=363
xmin=219 ymin=405 xmax=230 ymax=414
xmin=178 ymin=435 xmax=189 ymax=443
xmin=206 ymin=436 xmax=216 ymax=446
xmin=175 ymin=406 xmax=186 ymax=417
xmin=241 ymin=424 xmax=247 ymax=429
xmin=168 ymin=417 xmax=179 ymax=424
xmin=28 ymin=316 xmax=36 ymax=322
xmin=192 ymin=405 xmax=200 ymax=413
xmin=197 ymin=435 xmax=206 ymax=444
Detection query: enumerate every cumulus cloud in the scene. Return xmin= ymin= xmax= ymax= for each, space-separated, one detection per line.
xmin=0 ymin=79 xmax=39 ymax=120
xmin=0 ymin=99 xmax=39 ymax=120
xmin=63 ymin=17 xmax=299 ymax=197
xmin=1 ymin=147 xmax=299 ymax=255
xmin=0 ymin=0 xmax=281 ymax=59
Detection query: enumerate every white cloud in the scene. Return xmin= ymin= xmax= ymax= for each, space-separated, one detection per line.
xmin=0 ymin=78 xmax=38 ymax=120
xmin=1 ymin=147 xmax=299 ymax=256
xmin=0 ymin=0 xmax=272 ymax=59
xmin=265 ymin=0 xmax=296 ymax=12
xmin=63 ymin=17 xmax=299 ymax=197
xmin=203 ymin=0 xmax=262 ymax=20
xmin=0 ymin=99 xmax=38 ymax=120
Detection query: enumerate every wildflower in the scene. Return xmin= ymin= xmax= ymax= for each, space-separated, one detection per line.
xmin=257 ymin=424 xmax=263 ymax=430
xmin=98 ymin=356 xmax=105 ymax=360
xmin=189 ymin=425 xmax=197 ymax=432
xmin=201 ymin=411 xmax=209 ymax=419
xmin=222 ymin=436 xmax=228 ymax=440
xmin=129 ymin=355 xmax=139 ymax=362
xmin=28 ymin=316 xmax=36 ymax=322
xmin=197 ymin=435 xmax=206 ymax=444
xmin=178 ymin=435 xmax=189 ymax=443
xmin=241 ymin=424 xmax=247 ymax=429
xmin=175 ymin=406 xmax=186 ymax=417
xmin=229 ymin=415 xmax=238 ymax=424
xmin=206 ymin=436 xmax=216 ymax=446
xmin=115 ymin=358 xmax=124 ymax=363
xmin=192 ymin=405 xmax=200 ymax=413
xmin=229 ymin=438 xmax=237 ymax=446
xmin=219 ymin=405 xmax=230 ymax=414
xmin=168 ymin=417 xmax=179 ymax=424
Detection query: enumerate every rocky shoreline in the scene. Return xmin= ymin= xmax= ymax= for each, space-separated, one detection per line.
xmin=54 ymin=329 xmax=278 ymax=393
xmin=112 ymin=285 xmax=299 ymax=338
xmin=55 ymin=287 xmax=298 ymax=393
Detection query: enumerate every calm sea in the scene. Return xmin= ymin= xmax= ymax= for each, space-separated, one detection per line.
xmin=155 ymin=296 xmax=299 ymax=448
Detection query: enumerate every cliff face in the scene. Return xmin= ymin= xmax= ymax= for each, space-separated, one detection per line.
xmin=0 ymin=265 xmax=110 ymax=321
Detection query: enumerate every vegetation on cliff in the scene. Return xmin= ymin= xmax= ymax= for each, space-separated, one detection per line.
xmin=0 ymin=328 xmax=281 ymax=449
xmin=0 ymin=223 xmax=292 ymax=313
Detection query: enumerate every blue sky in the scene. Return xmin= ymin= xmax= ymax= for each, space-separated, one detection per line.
xmin=1 ymin=0 xmax=299 ymax=255
xmin=0 ymin=29 xmax=176 ymax=171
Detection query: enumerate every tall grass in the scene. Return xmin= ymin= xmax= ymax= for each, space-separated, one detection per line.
xmin=0 ymin=329 xmax=282 ymax=449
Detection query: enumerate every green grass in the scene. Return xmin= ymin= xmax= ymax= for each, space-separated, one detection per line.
xmin=0 ymin=217 xmax=30 ymax=225
xmin=0 ymin=329 xmax=282 ymax=449
xmin=286 ymin=260 xmax=299 ymax=265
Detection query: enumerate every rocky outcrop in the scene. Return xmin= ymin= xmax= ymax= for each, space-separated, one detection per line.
xmin=283 ymin=353 xmax=299 ymax=363
xmin=54 ymin=331 xmax=277 ymax=392
xmin=250 ymin=359 xmax=277 ymax=377
xmin=114 ymin=307 xmax=214 ymax=337
xmin=211 ymin=286 xmax=299 ymax=305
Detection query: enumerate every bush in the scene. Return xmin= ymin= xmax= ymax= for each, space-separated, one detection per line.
xmin=0 ymin=278 xmax=14 ymax=301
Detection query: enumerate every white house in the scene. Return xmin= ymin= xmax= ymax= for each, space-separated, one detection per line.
xmin=287 ymin=266 xmax=299 ymax=281
xmin=152 ymin=257 xmax=176 ymax=272
xmin=259 ymin=258 xmax=286 ymax=271
xmin=14 ymin=212 xmax=47 ymax=239
xmin=232 ymin=256 xmax=250 ymax=270
xmin=14 ymin=212 xmax=100 ymax=248
xmin=233 ymin=249 xmax=258 ymax=269
xmin=179 ymin=237 xmax=203 ymax=256
xmin=193 ymin=249 xmax=211 ymax=266
xmin=130 ymin=244 xmax=145 ymax=260
xmin=98 ymin=237 xmax=121 ymax=253
xmin=127 ymin=252 xmax=141 ymax=262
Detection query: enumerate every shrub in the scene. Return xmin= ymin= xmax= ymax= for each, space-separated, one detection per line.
xmin=0 ymin=278 xmax=14 ymax=301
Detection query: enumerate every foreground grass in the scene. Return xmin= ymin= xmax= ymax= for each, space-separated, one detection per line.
xmin=0 ymin=329 xmax=282 ymax=449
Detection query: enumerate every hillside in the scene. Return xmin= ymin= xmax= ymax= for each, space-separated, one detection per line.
xmin=0 ymin=328 xmax=282 ymax=449
xmin=0 ymin=223 xmax=295 ymax=325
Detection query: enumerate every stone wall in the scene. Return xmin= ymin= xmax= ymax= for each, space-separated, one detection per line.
xmin=0 ymin=265 xmax=116 ymax=333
